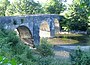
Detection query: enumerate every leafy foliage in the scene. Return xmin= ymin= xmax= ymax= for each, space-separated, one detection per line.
xmin=0 ymin=29 xmax=70 ymax=65
xmin=0 ymin=29 xmax=35 ymax=65
xmin=70 ymin=48 xmax=90 ymax=65
xmin=0 ymin=0 xmax=66 ymax=16
xmin=61 ymin=0 xmax=90 ymax=31
xmin=0 ymin=29 xmax=71 ymax=65
xmin=6 ymin=0 xmax=43 ymax=16
xmin=0 ymin=56 xmax=19 ymax=65
xmin=43 ymin=0 xmax=66 ymax=14
xmin=0 ymin=0 xmax=10 ymax=16
xmin=37 ymin=38 xmax=54 ymax=57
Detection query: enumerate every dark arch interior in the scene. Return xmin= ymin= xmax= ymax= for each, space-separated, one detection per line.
xmin=17 ymin=26 xmax=34 ymax=47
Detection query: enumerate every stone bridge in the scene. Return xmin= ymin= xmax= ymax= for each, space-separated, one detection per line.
xmin=0 ymin=14 xmax=61 ymax=47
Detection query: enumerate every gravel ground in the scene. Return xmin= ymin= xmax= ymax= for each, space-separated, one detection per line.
xmin=53 ymin=46 xmax=71 ymax=59
xmin=53 ymin=46 xmax=90 ymax=59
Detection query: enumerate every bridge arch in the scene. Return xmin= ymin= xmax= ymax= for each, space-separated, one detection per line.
xmin=39 ymin=21 xmax=50 ymax=38
xmin=54 ymin=18 xmax=60 ymax=34
xmin=16 ymin=25 xmax=34 ymax=47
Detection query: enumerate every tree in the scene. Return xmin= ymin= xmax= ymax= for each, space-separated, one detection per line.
xmin=0 ymin=0 xmax=10 ymax=16
xmin=64 ymin=0 xmax=90 ymax=31
xmin=43 ymin=0 xmax=66 ymax=14
xmin=6 ymin=0 xmax=43 ymax=16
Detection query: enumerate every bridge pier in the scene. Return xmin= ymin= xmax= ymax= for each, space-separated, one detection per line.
xmin=33 ymin=18 xmax=40 ymax=46
xmin=50 ymin=18 xmax=55 ymax=37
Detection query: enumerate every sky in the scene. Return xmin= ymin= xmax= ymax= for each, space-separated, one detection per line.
xmin=9 ymin=0 xmax=73 ymax=4
xmin=9 ymin=0 xmax=47 ymax=3
xmin=34 ymin=0 xmax=48 ymax=3
xmin=35 ymin=0 xmax=73 ymax=4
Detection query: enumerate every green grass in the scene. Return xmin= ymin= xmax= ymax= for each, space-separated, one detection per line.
xmin=48 ymin=37 xmax=79 ymax=45
xmin=47 ymin=33 xmax=90 ymax=46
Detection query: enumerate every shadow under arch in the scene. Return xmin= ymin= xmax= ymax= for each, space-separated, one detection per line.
xmin=39 ymin=21 xmax=50 ymax=38
xmin=16 ymin=25 xmax=35 ymax=47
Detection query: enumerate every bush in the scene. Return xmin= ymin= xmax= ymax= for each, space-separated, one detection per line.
xmin=0 ymin=29 xmax=71 ymax=65
xmin=0 ymin=29 xmax=39 ymax=65
xmin=87 ymin=27 xmax=90 ymax=35
xmin=0 ymin=55 xmax=20 ymax=65
xmin=67 ymin=21 xmax=88 ymax=31
xmin=0 ymin=29 xmax=54 ymax=65
xmin=70 ymin=47 xmax=90 ymax=65
xmin=37 ymin=38 xmax=54 ymax=57
xmin=37 ymin=56 xmax=53 ymax=65
xmin=50 ymin=58 xmax=71 ymax=65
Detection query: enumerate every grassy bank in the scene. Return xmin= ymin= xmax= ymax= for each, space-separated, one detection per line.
xmin=48 ymin=33 xmax=90 ymax=46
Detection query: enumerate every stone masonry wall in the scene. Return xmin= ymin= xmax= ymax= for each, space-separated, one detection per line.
xmin=0 ymin=14 xmax=61 ymax=46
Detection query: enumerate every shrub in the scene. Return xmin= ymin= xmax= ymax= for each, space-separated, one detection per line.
xmin=50 ymin=58 xmax=71 ymax=65
xmin=0 ymin=55 xmax=19 ymax=65
xmin=37 ymin=38 xmax=54 ymax=57
xmin=0 ymin=29 xmax=37 ymax=65
xmin=70 ymin=47 xmax=90 ymax=65
xmin=37 ymin=56 xmax=53 ymax=65
xmin=0 ymin=29 xmax=71 ymax=65
xmin=37 ymin=56 xmax=71 ymax=65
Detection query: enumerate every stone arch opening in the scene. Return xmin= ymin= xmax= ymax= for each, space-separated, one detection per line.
xmin=54 ymin=18 xmax=60 ymax=34
xmin=16 ymin=26 xmax=34 ymax=47
xmin=39 ymin=21 xmax=50 ymax=38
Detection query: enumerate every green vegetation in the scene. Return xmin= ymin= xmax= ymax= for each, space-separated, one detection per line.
xmin=70 ymin=48 xmax=90 ymax=65
xmin=43 ymin=0 xmax=66 ymax=14
xmin=0 ymin=56 xmax=18 ymax=65
xmin=0 ymin=0 xmax=65 ymax=16
xmin=87 ymin=27 xmax=90 ymax=34
xmin=1 ymin=29 xmax=90 ymax=65
xmin=6 ymin=0 xmax=43 ymax=16
xmin=0 ymin=29 xmax=71 ymax=65
xmin=37 ymin=38 xmax=54 ymax=57
xmin=48 ymin=33 xmax=90 ymax=46
xmin=0 ymin=0 xmax=10 ymax=16
xmin=0 ymin=0 xmax=90 ymax=64
xmin=60 ymin=0 xmax=90 ymax=31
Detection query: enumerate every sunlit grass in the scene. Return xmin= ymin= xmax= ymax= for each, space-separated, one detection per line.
xmin=39 ymin=24 xmax=90 ymax=46
xmin=48 ymin=38 xmax=79 ymax=45
xmin=55 ymin=33 xmax=83 ymax=37
xmin=47 ymin=33 xmax=90 ymax=46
